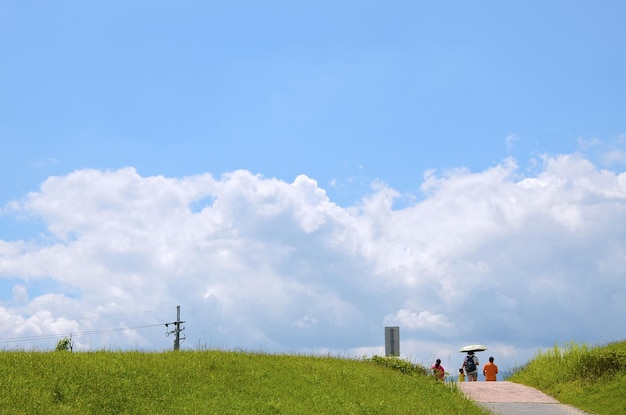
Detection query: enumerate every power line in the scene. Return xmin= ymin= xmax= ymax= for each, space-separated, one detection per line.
xmin=0 ymin=323 xmax=164 ymax=344
xmin=0 ymin=306 xmax=177 ymax=328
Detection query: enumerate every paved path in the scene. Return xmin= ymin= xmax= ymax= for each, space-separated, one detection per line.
xmin=458 ymin=382 xmax=594 ymax=415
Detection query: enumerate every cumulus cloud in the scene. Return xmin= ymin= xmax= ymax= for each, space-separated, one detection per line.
xmin=1 ymin=156 xmax=626 ymax=372
xmin=505 ymin=134 xmax=519 ymax=154
xmin=383 ymin=309 xmax=454 ymax=331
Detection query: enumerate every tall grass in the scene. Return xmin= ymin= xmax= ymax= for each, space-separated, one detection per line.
xmin=508 ymin=340 xmax=626 ymax=415
xmin=0 ymin=350 xmax=489 ymax=415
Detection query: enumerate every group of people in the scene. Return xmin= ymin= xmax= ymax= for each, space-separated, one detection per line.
xmin=431 ymin=352 xmax=498 ymax=381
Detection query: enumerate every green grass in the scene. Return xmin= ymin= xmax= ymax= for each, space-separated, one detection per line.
xmin=0 ymin=351 xmax=489 ymax=415
xmin=508 ymin=340 xmax=626 ymax=415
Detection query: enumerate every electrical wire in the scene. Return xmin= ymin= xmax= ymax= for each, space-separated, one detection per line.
xmin=0 ymin=323 xmax=165 ymax=344
xmin=0 ymin=306 xmax=177 ymax=328
xmin=0 ymin=306 xmax=176 ymax=327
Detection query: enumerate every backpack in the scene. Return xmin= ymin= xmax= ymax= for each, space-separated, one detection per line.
xmin=465 ymin=356 xmax=476 ymax=372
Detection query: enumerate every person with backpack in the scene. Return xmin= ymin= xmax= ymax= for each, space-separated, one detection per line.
xmin=462 ymin=351 xmax=479 ymax=381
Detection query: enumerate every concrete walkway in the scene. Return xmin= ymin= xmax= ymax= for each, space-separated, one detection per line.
xmin=458 ymin=382 xmax=594 ymax=415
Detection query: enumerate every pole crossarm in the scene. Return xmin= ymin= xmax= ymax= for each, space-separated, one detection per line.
xmin=164 ymin=305 xmax=185 ymax=350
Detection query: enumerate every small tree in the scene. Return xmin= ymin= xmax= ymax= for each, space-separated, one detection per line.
xmin=55 ymin=337 xmax=73 ymax=352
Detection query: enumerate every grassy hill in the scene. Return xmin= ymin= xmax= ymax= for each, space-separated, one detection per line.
xmin=0 ymin=350 xmax=489 ymax=415
xmin=508 ymin=340 xmax=626 ymax=415
xmin=6 ymin=340 xmax=623 ymax=415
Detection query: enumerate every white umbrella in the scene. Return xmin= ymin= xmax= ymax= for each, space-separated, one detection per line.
xmin=459 ymin=344 xmax=487 ymax=353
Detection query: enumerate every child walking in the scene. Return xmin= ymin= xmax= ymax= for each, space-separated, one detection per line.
xmin=458 ymin=368 xmax=465 ymax=382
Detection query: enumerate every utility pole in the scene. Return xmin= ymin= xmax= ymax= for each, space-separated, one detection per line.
xmin=165 ymin=305 xmax=186 ymax=351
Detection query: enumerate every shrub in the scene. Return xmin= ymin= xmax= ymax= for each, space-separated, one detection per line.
xmin=55 ymin=337 xmax=73 ymax=352
xmin=366 ymin=355 xmax=428 ymax=376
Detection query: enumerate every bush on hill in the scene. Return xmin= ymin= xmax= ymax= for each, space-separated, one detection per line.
xmin=509 ymin=340 xmax=626 ymax=415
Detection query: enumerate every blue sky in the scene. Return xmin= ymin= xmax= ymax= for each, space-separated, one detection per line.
xmin=2 ymin=1 xmax=626 ymax=375
xmin=4 ymin=1 xmax=623 ymax=203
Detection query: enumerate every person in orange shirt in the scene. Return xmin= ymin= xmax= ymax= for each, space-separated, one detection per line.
xmin=483 ymin=356 xmax=498 ymax=381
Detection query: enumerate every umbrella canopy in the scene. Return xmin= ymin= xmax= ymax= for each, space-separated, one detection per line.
xmin=459 ymin=344 xmax=488 ymax=353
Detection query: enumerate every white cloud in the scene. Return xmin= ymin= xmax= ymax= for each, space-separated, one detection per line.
xmin=575 ymin=135 xmax=626 ymax=168
xmin=30 ymin=158 xmax=59 ymax=169
xmin=383 ymin=309 xmax=454 ymax=331
xmin=12 ymin=285 xmax=28 ymax=304
xmin=577 ymin=136 xmax=603 ymax=150
xmin=505 ymin=134 xmax=519 ymax=154
xmin=603 ymin=149 xmax=626 ymax=166
xmin=1 ymin=156 xmax=626 ymax=373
